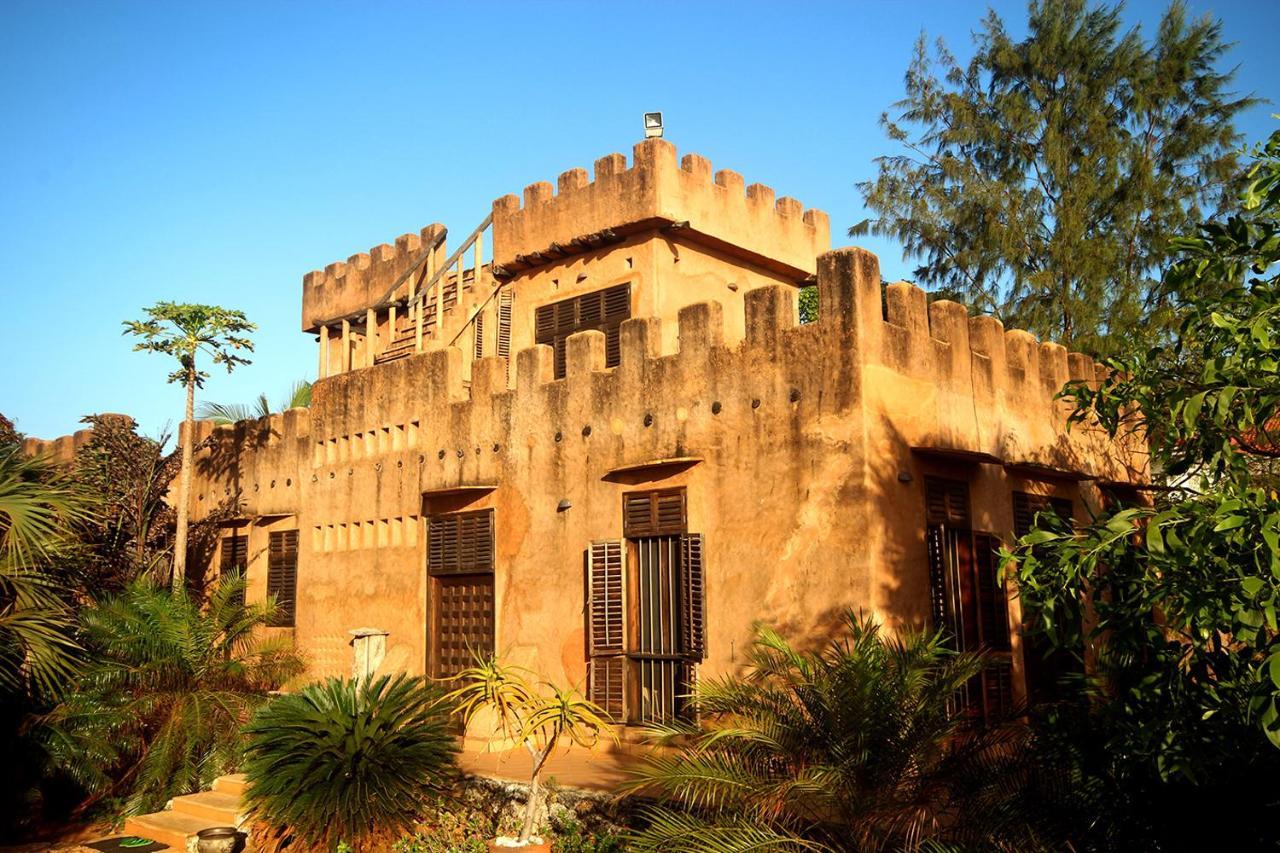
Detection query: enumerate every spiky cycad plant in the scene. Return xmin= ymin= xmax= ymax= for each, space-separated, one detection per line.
xmin=0 ymin=445 xmax=87 ymax=695
xmin=242 ymin=674 xmax=459 ymax=851
xmin=39 ymin=574 xmax=304 ymax=814
xmin=626 ymin=612 xmax=1042 ymax=852
xmin=196 ymin=380 xmax=312 ymax=425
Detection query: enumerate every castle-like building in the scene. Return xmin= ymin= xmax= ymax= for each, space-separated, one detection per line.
xmin=28 ymin=138 xmax=1147 ymax=730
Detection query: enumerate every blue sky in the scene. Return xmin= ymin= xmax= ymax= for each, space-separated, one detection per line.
xmin=2 ymin=0 xmax=1276 ymax=441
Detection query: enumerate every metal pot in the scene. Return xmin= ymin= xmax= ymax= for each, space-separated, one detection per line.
xmin=195 ymin=826 xmax=242 ymax=853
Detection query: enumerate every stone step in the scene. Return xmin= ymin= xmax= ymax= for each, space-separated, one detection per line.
xmin=212 ymin=773 xmax=249 ymax=797
xmin=170 ymin=790 xmax=241 ymax=824
xmin=123 ymin=809 xmax=211 ymax=851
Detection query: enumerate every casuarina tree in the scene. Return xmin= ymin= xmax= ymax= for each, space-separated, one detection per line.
xmin=855 ymin=0 xmax=1257 ymax=356
xmin=123 ymin=303 xmax=254 ymax=594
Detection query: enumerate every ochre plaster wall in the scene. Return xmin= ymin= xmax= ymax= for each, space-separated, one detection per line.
xmin=141 ymin=246 xmax=1143 ymax=719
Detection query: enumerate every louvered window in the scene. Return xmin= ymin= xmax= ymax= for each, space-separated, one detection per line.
xmin=623 ymin=489 xmax=687 ymax=537
xmin=1011 ymin=491 xmax=1081 ymax=704
xmin=428 ymin=510 xmax=495 ymax=679
xmin=497 ymin=289 xmax=513 ymax=360
xmin=1012 ymin=491 xmax=1074 ymax=538
xmin=588 ymin=488 xmax=704 ymax=724
xmin=266 ymin=530 xmax=298 ymax=628
xmin=535 ymin=283 xmax=630 ymax=378
xmin=428 ymin=510 xmax=495 ymax=575
xmin=924 ymin=478 xmax=1011 ymax=722
xmin=473 ymin=311 xmax=485 ymax=360
xmin=220 ymin=532 xmax=248 ymax=607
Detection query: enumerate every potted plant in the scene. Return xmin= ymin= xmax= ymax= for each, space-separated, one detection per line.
xmin=448 ymin=657 xmax=614 ymax=851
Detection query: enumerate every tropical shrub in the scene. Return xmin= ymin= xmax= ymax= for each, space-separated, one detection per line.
xmin=1006 ymin=128 xmax=1280 ymax=849
xmin=625 ymin=612 xmax=1042 ymax=852
xmin=243 ymin=673 xmax=459 ymax=851
xmin=38 ymin=575 xmax=303 ymax=814
xmin=0 ymin=444 xmax=86 ymax=695
xmin=448 ymin=657 xmax=613 ymax=847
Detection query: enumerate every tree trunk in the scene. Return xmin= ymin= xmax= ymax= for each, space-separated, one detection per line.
xmin=172 ymin=373 xmax=195 ymax=596
xmin=520 ymin=740 xmax=554 ymax=844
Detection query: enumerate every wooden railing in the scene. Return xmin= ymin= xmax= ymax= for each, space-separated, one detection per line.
xmin=317 ymin=214 xmax=496 ymax=378
xmin=404 ymin=213 xmax=493 ymax=353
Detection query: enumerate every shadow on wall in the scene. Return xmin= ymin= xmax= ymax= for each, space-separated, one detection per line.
xmin=184 ymin=494 xmax=244 ymax=597
xmin=193 ymin=418 xmax=278 ymax=486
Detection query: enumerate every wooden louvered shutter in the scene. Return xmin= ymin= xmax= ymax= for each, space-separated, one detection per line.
xmin=925 ymin=476 xmax=971 ymax=526
xmin=1012 ymin=492 xmax=1073 ymax=538
xmin=497 ymin=289 xmax=513 ymax=360
xmin=982 ymin=658 xmax=1014 ymax=719
xmin=428 ymin=510 xmax=495 ymax=575
xmin=602 ymin=284 xmax=630 ymax=367
xmin=586 ymin=540 xmax=625 ymax=719
xmin=429 ymin=510 xmax=496 ymax=679
xmin=534 ymin=284 xmax=632 ymax=379
xmin=680 ymin=534 xmax=705 ymax=660
xmin=926 ymin=525 xmax=948 ymax=633
xmin=266 ymin=530 xmax=299 ymax=628
xmin=973 ymin=533 xmax=1009 ymax=650
xmin=623 ymin=489 xmax=687 ymax=537
xmin=220 ymin=533 xmax=248 ymax=606
xmin=473 ymin=311 xmax=485 ymax=360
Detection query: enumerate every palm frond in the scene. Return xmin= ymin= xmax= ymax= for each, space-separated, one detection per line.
xmin=39 ymin=577 xmax=303 ymax=813
xmin=628 ymin=807 xmax=826 ymax=852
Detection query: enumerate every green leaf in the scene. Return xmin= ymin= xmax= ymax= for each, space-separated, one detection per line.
xmin=1213 ymin=515 xmax=1246 ymax=533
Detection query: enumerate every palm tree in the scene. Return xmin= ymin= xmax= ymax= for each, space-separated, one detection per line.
xmin=0 ymin=445 xmax=86 ymax=695
xmin=626 ymin=612 xmax=1042 ymax=852
xmin=123 ymin=302 xmax=255 ymax=594
xmin=196 ymin=380 xmax=313 ymax=425
xmin=39 ymin=575 xmax=304 ymax=815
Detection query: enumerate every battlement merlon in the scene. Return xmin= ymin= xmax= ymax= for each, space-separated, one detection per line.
xmin=301 ymin=224 xmax=448 ymax=333
xmin=492 ymin=139 xmax=830 ymax=279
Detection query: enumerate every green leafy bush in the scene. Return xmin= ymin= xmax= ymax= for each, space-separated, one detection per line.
xmin=39 ymin=575 xmax=302 ymax=814
xmin=243 ymin=674 xmax=459 ymax=850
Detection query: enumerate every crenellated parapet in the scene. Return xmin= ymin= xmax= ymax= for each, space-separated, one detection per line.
xmin=301 ymin=224 xmax=448 ymax=332
xmin=21 ymin=414 xmax=135 ymax=466
xmin=492 ymin=139 xmax=830 ymax=279
xmin=295 ymin=246 xmax=1145 ymax=500
xmin=186 ymin=407 xmax=313 ymax=522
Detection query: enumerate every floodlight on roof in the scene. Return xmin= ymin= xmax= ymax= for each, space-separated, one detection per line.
xmin=643 ymin=112 xmax=664 ymax=139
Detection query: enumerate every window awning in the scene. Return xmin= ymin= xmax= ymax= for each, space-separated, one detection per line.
xmin=421 ymin=485 xmax=497 ymax=501
xmin=910 ymin=445 xmax=1002 ymax=465
xmin=1003 ymin=460 xmax=1094 ymax=482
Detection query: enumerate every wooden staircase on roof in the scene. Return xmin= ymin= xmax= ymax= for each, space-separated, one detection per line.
xmin=120 ymin=774 xmax=248 ymax=851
